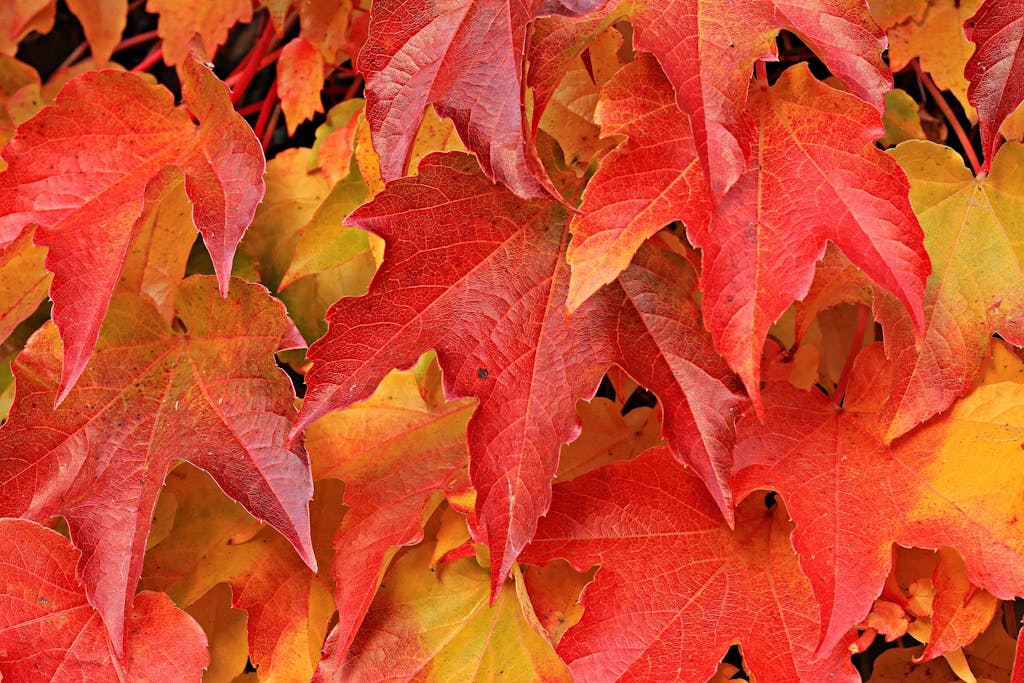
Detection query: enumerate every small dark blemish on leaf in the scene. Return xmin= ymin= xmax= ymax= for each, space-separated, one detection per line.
xmin=477 ymin=367 xmax=489 ymax=380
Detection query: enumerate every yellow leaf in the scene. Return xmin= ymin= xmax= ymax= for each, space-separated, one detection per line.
xmin=336 ymin=542 xmax=572 ymax=682
xmin=887 ymin=0 xmax=979 ymax=117
xmin=186 ymin=583 xmax=249 ymax=683
xmin=882 ymin=88 xmax=928 ymax=147
xmin=880 ymin=141 xmax=1024 ymax=439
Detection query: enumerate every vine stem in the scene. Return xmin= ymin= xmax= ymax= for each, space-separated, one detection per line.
xmin=912 ymin=59 xmax=983 ymax=176
xmin=254 ymin=79 xmax=279 ymax=146
xmin=229 ymin=16 xmax=278 ymax=105
xmin=112 ymin=29 xmax=160 ymax=54
xmin=833 ymin=304 xmax=870 ymax=407
xmin=130 ymin=45 xmax=163 ymax=73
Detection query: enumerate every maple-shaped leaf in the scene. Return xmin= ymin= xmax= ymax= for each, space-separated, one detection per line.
xmin=733 ymin=343 xmax=1024 ymax=657
xmin=566 ymin=53 xmax=711 ymax=310
xmin=296 ymin=152 xmax=745 ymax=595
xmin=0 ymin=519 xmax=209 ymax=682
xmin=142 ymin=465 xmax=341 ymax=683
xmin=519 ymin=446 xmax=859 ymax=682
xmin=868 ymin=0 xmax=927 ymax=30
xmin=527 ymin=6 xmax=622 ymax=134
xmin=964 ymin=0 xmax=1024 ymax=171
xmin=556 ymin=395 xmax=663 ymax=482
xmin=0 ymin=51 xmax=265 ymax=402
xmin=532 ymin=0 xmax=891 ymax=200
xmin=877 ymin=141 xmax=1024 ymax=440
xmin=296 ymin=0 xmax=365 ymax=65
xmin=318 ymin=539 xmax=573 ymax=682
xmin=304 ymin=362 xmax=476 ymax=669
xmin=278 ymin=36 xmax=326 ymax=136
xmin=881 ymin=89 xmax=929 ymax=148
xmin=146 ymin=0 xmax=252 ymax=65
xmin=693 ymin=64 xmax=928 ymax=405
xmin=114 ymin=178 xmax=197 ymax=320
xmin=357 ymin=0 xmax=606 ymax=199
xmin=0 ymin=276 xmax=314 ymax=652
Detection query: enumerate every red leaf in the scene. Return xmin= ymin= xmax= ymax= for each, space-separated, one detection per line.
xmin=0 ymin=519 xmax=209 ymax=682
xmin=296 ymin=152 xmax=744 ymax=596
xmin=0 ymin=51 xmax=265 ymax=402
xmin=566 ymin=53 xmax=711 ymax=310
xmin=733 ymin=343 xmax=1024 ymax=656
xmin=520 ymin=447 xmax=859 ymax=682
xmin=964 ymin=0 xmax=1024 ymax=171
xmin=0 ymin=277 xmax=314 ymax=653
xmin=693 ymin=64 xmax=927 ymax=406
xmin=530 ymin=0 xmax=890 ymax=197
xmin=357 ymin=0 xmax=606 ymax=199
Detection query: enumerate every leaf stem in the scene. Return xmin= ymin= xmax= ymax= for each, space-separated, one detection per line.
xmin=833 ymin=304 xmax=870 ymax=407
xmin=229 ymin=16 xmax=278 ymax=105
xmin=912 ymin=59 xmax=982 ymax=176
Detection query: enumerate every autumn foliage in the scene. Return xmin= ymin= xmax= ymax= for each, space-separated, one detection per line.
xmin=0 ymin=0 xmax=1022 ymax=681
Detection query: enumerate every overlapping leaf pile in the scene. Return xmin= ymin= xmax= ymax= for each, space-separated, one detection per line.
xmin=0 ymin=0 xmax=1022 ymax=681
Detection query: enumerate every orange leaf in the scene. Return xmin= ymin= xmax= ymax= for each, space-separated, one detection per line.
xmin=278 ymin=37 xmax=325 ymax=135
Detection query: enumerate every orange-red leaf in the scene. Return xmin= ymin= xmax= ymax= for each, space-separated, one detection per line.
xmin=0 ymin=52 xmax=265 ymax=401
xmin=296 ymin=152 xmax=744 ymax=597
xmin=0 ymin=277 xmax=314 ymax=652
xmin=0 ymin=519 xmax=208 ymax=682
xmin=694 ymin=64 xmax=927 ymax=405
xmin=278 ymin=36 xmax=325 ymax=136
xmin=566 ymin=54 xmax=711 ymax=310
xmin=534 ymin=0 xmax=891 ymax=199
xmin=733 ymin=343 xmax=1024 ymax=656
xmin=357 ymin=0 xmax=606 ymax=198
xmin=521 ymin=447 xmax=859 ymax=682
